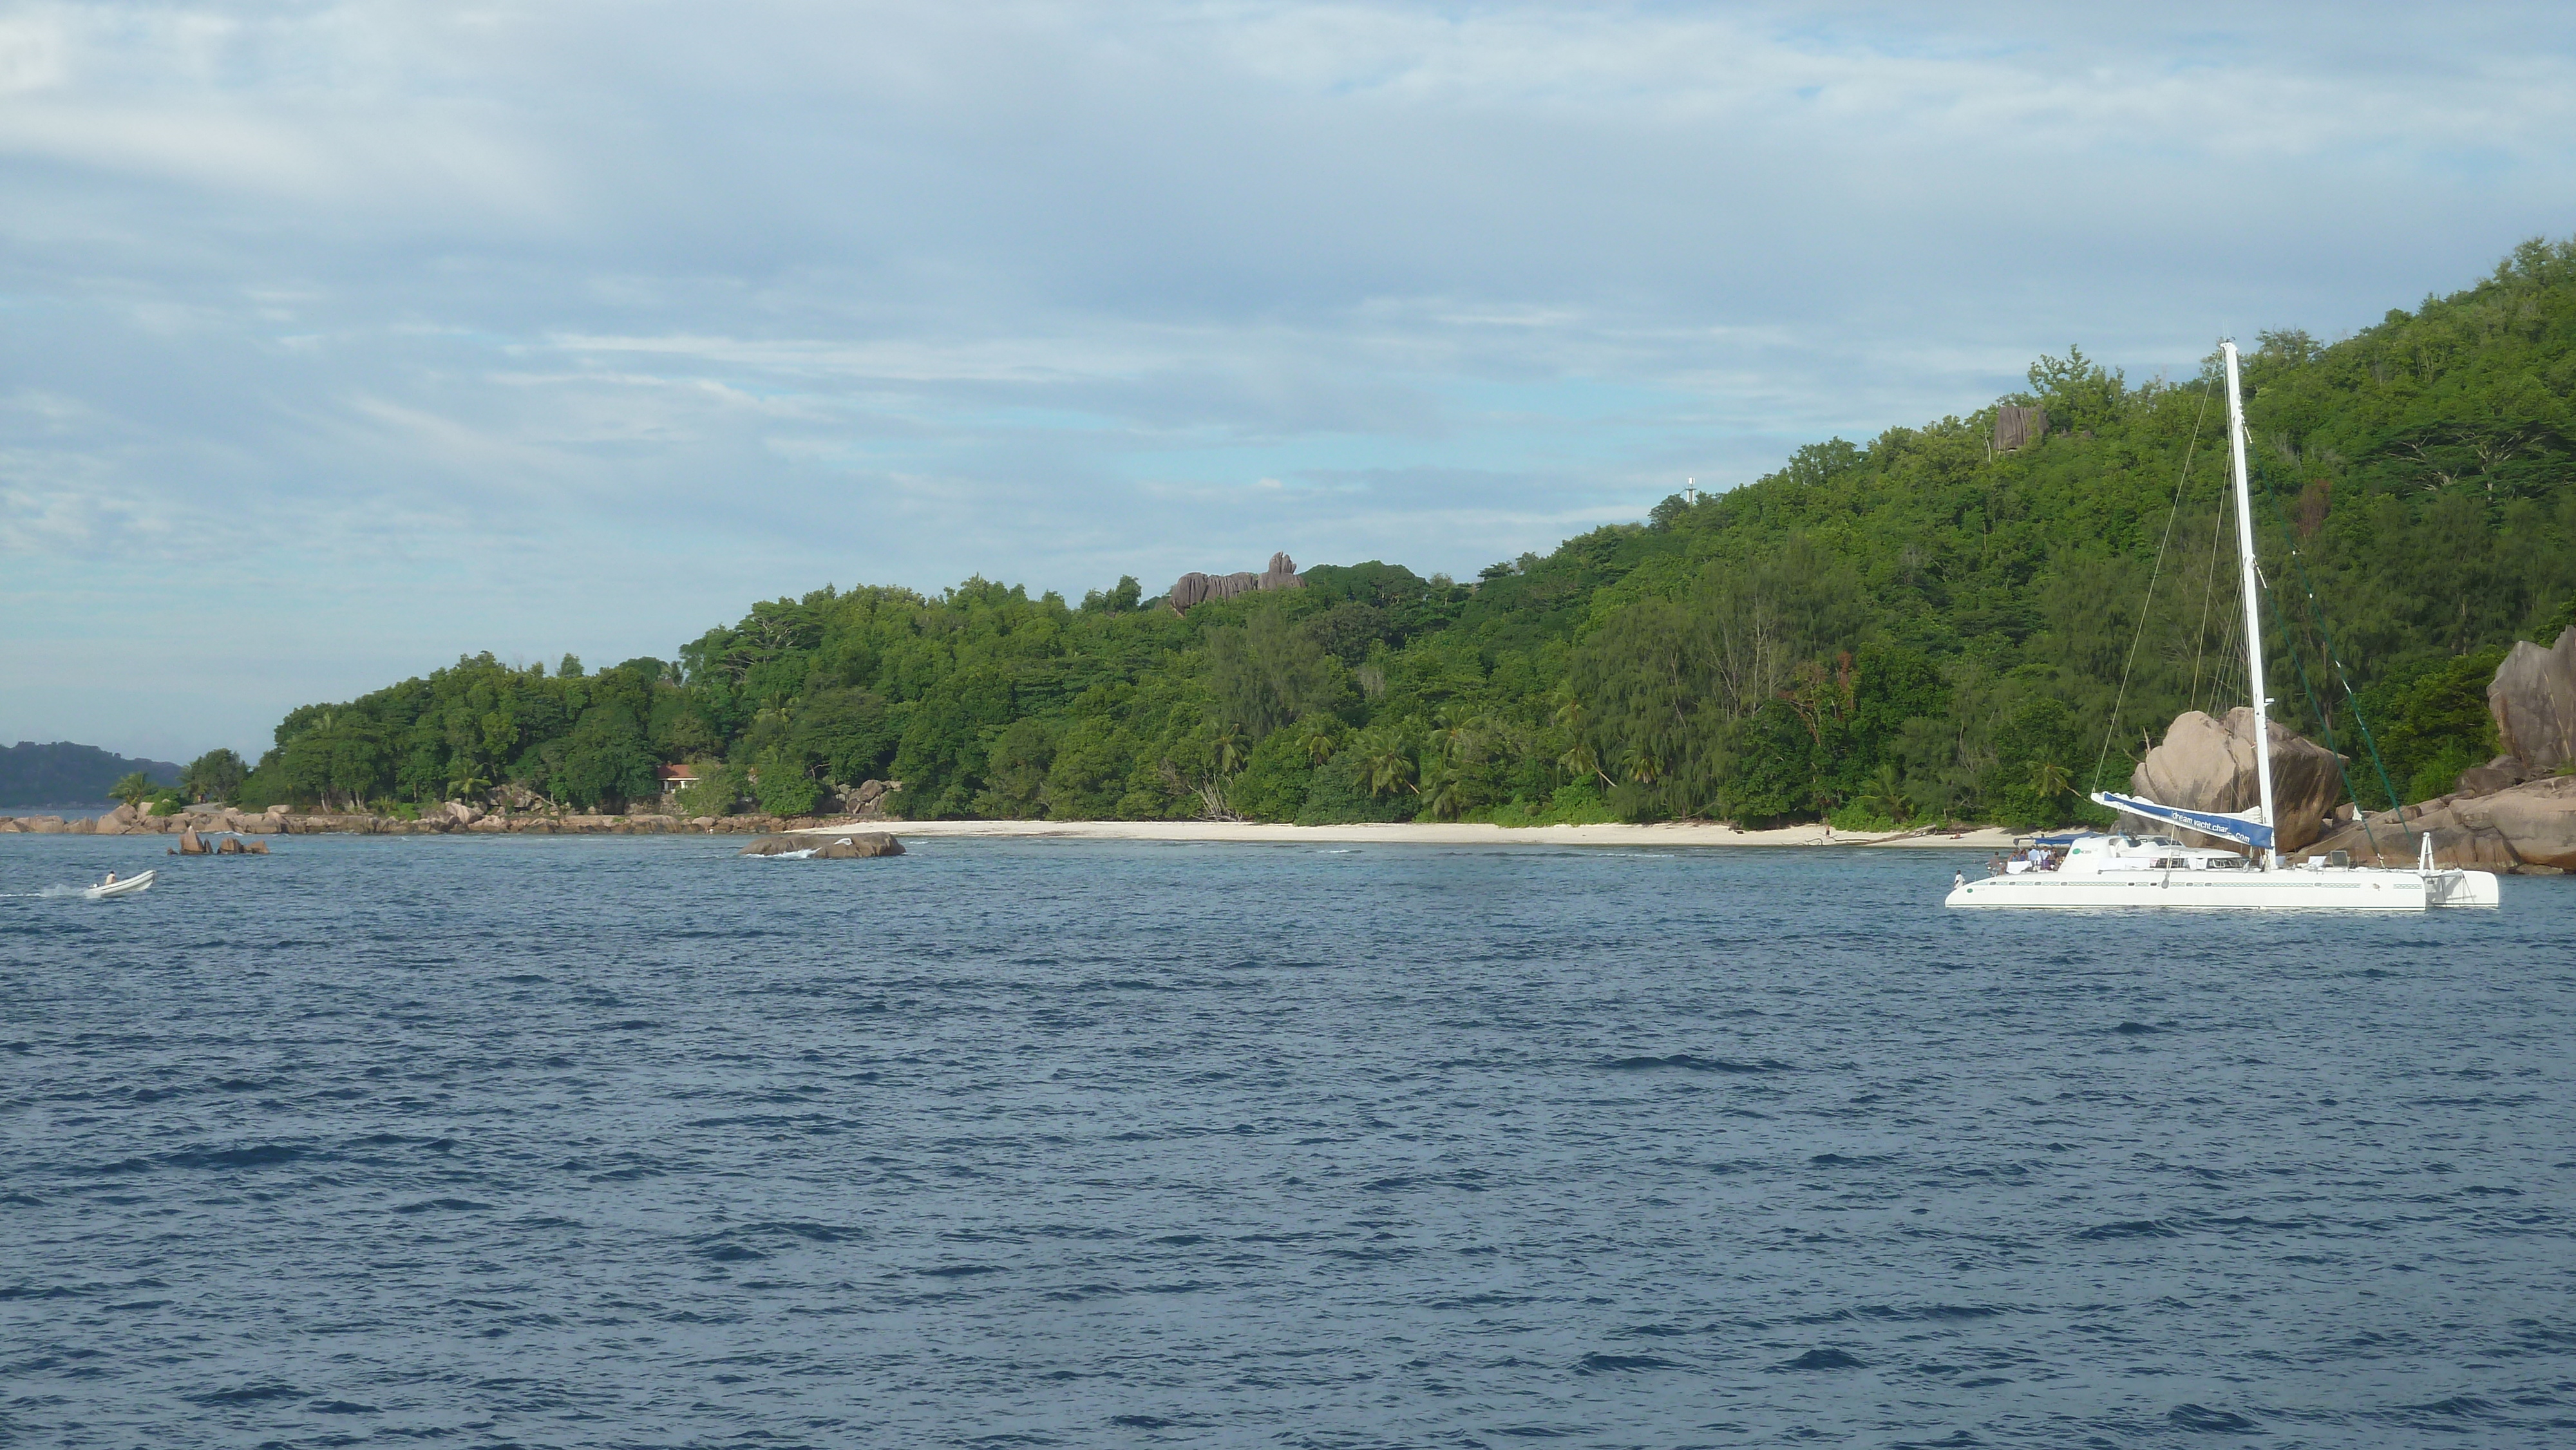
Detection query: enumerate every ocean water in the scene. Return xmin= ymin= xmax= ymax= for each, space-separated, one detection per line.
xmin=3 ymin=834 xmax=2572 ymax=1449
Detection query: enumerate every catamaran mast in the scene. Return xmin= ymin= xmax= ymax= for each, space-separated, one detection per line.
xmin=2221 ymin=341 xmax=2279 ymax=868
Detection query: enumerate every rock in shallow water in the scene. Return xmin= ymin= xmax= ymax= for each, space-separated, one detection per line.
xmin=815 ymin=833 xmax=903 ymax=858
xmin=737 ymin=833 xmax=904 ymax=858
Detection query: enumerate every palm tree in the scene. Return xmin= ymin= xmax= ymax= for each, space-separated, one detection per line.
xmin=1558 ymin=739 xmax=1602 ymax=784
xmin=1550 ymin=693 xmax=1616 ymax=787
xmin=1365 ymin=748 xmax=1416 ymax=798
xmin=1430 ymin=717 xmax=1470 ymax=766
xmin=1424 ymin=771 xmax=1466 ymax=820
xmin=1625 ymin=746 xmax=1664 ymax=787
xmin=1855 ymin=762 xmax=1913 ymax=824
xmin=2029 ymin=756 xmax=2072 ymax=803
xmin=1215 ymin=723 xmax=1249 ymax=777
xmin=1298 ymin=721 xmax=1338 ymax=766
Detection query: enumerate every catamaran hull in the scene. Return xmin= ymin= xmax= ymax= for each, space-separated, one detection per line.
xmin=2424 ymin=869 xmax=2503 ymax=907
xmin=1946 ymin=868 xmax=2499 ymax=911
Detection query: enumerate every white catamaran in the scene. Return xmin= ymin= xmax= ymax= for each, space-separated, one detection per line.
xmin=1947 ymin=341 xmax=2501 ymax=911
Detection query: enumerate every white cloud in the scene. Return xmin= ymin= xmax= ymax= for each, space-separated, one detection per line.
xmin=4 ymin=0 xmax=2574 ymax=754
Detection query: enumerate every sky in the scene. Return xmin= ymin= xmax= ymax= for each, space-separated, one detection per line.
xmin=5 ymin=1 xmax=2573 ymax=763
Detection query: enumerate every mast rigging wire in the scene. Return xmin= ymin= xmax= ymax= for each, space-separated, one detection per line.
xmin=2186 ymin=460 xmax=2234 ymax=715
xmin=2249 ymin=454 xmax=2418 ymax=854
xmin=2090 ymin=381 xmax=2215 ymax=793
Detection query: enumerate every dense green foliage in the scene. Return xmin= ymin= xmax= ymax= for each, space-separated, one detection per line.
xmin=234 ymin=241 xmax=2576 ymax=825
xmin=104 ymin=771 xmax=184 ymax=816
xmin=2353 ymin=646 xmax=2509 ymax=804
xmin=181 ymin=749 xmax=247 ymax=805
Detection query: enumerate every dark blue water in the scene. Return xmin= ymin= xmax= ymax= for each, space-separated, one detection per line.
xmin=5 ymin=834 xmax=2572 ymax=1448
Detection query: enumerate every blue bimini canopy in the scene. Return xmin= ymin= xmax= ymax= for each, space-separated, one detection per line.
xmin=2089 ymin=791 xmax=2275 ymax=849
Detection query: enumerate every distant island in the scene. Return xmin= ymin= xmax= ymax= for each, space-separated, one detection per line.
xmin=140 ymin=238 xmax=2576 ymax=836
xmin=0 ymin=741 xmax=182 ymax=809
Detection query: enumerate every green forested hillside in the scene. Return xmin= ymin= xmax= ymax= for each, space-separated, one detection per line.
xmin=229 ymin=240 xmax=2576 ymax=828
xmin=0 ymin=742 xmax=181 ymax=808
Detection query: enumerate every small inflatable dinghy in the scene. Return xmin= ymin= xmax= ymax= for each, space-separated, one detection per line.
xmin=85 ymin=870 xmax=155 ymax=900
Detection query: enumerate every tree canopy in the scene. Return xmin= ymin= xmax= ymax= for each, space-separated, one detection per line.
xmin=233 ymin=240 xmax=2576 ymax=828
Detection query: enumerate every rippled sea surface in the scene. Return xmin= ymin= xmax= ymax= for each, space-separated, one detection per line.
xmin=5 ymin=834 xmax=2574 ymax=1448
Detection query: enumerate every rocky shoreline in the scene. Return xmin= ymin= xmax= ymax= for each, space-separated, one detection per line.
xmin=17 ymin=623 xmax=2576 ymax=875
xmin=2112 ymin=624 xmax=2576 ymax=876
xmin=2307 ymin=771 xmax=2576 ymax=873
xmin=8 ymin=804 xmax=2024 ymax=849
xmin=0 ymin=802 xmax=881 ymax=837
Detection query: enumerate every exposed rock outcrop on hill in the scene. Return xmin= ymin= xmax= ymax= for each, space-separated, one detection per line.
xmin=835 ymin=779 xmax=900 ymax=818
xmin=1992 ymin=404 xmax=2047 ymax=454
xmin=2126 ymin=708 xmax=2345 ymax=852
xmin=1170 ymin=553 xmax=1305 ymax=612
xmin=2490 ymin=629 xmax=2576 ymax=772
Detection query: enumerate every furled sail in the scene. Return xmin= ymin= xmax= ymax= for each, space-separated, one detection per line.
xmin=2088 ymin=791 xmax=2275 ymax=849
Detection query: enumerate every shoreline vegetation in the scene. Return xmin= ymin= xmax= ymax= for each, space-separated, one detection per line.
xmin=0 ymin=803 xmax=2018 ymax=849
xmin=811 ymin=818 xmax=2021 ymax=849
xmin=118 ymin=241 xmax=2576 ymax=839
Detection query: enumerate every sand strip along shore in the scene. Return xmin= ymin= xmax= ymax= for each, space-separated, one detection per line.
xmin=793 ymin=818 xmax=2023 ymax=849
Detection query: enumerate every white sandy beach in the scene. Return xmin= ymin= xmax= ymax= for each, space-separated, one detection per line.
xmin=795 ymin=818 xmax=2022 ymax=849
